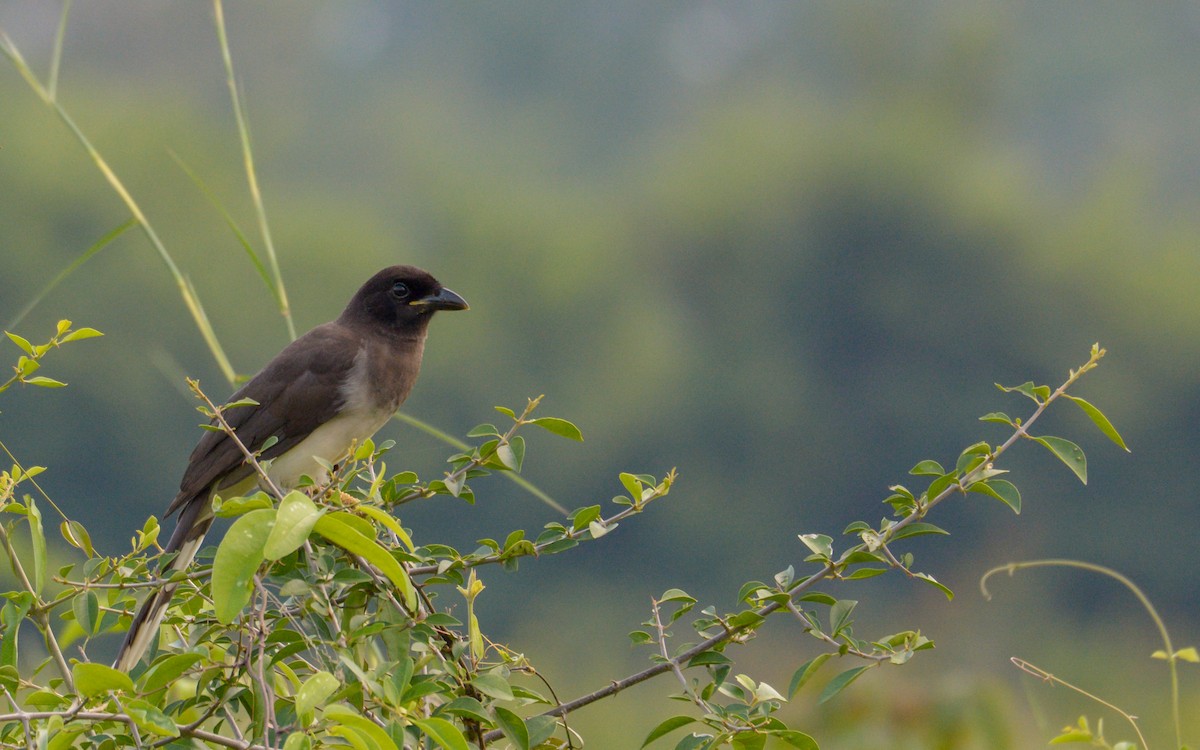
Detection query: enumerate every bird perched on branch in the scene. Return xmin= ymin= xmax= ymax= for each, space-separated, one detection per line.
xmin=114 ymin=265 xmax=468 ymax=672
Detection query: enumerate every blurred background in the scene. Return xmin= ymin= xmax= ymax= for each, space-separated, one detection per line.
xmin=2 ymin=3 xmax=1198 ymax=747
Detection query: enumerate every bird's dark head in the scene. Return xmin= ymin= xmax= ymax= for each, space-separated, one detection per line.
xmin=340 ymin=265 xmax=468 ymax=333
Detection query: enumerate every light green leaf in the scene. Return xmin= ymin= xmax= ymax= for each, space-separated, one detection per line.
xmin=356 ymin=505 xmax=415 ymax=551
xmin=294 ymin=671 xmax=339 ymax=726
xmin=798 ymin=533 xmax=833 ymax=558
xmin=60 ymin=327 xmax=104 ymax=343
xmin=471 ymin=672 xmax=515 ymax=701
xmin=324 ymin=704 xmax=399 ymax=750
xmin=412 ymin=717 xmax=470 ymax=750
xmin=529 ymin=416 xmax=584 ymax=441
xmin=60 ymin=519 xmax=94 ymax=557
xmin=264 ymin=491 xmax=322 ymax=560
xmin=211 ymin=508 xmax=275 ymax=624
xmin=282 ymin=733 xmax=312 ymax=750
xmin=27 ymin=498 xmax=45 ymax=594
xmin=731 ymin=732 xmax=766 ymax=750
xmin=73 ymin=662 xmax=134 ymax=698
xmin=817 ymin=666 xmax=871 ymax=704
xmin=137 ymin=653 xmax=203 ymax=694
xmin=1032 ymin=436 xmax=1088 ymax=484
xmin=1064 ymin=394 xmax=1129 ymax=452
xmin=996 ymin=380 xmax=1051 ymax=403
xmin=24 ymin=376 xmax=67 ymax=388
xmin=5 ymin=332 xmax=34 ymax=355
xmin=125 ymin=699 xmax=180 ymax=737
xmin=313 ymin=513 xmax=416 ymax=609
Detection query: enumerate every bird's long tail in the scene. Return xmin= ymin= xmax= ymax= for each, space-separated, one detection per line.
xmin=113 ymin=500 xmax=214 ymax=672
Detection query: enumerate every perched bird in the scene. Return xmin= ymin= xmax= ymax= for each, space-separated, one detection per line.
xmin=114 ymin=265 xmax=468 ymax=672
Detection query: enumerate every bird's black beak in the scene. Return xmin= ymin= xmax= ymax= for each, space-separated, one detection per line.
xmin=411 ymin=287 xmax=469 ymax=312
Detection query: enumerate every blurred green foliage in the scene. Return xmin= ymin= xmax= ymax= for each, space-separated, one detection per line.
xmin=2 ymin=3 xmax=1198 ymax=746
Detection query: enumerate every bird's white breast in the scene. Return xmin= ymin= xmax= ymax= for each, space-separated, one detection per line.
xmin=266 ymin=345 xmax=393 ymax=488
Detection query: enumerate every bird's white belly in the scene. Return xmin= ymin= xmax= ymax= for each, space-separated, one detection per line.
xmin=266 ymin=407 xmax=393 ymax=488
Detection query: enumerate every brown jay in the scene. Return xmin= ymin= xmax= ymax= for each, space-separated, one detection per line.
xmin=114 ymin=265 xmax=467 ymax=672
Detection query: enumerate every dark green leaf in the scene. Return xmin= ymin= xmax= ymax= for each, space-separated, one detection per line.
xmin=889 ymin=522 xmax=949 ymax=541
xmin=996 ymin=381 xmax=1050 ymax=403
xmin=913 ymin=572 xmax=954 ymax=600
xmin=493 ymin=706 xmax=530 ymax=750
xmin=788 ymin=654 xmax=832 ymax=697
xmin=978 ymin=411 xmax=1013 ymax=425
xmin=817 ymin=666 xmax=872 ymax=704
xmin=829 ymin=599 xmax=857 ymax=635
xmin=1032 ymin=436 xmax=1088 ymax=484
xmin=908 ymin=460 xmax=944 ymax=476
xmin=769 ymin=730 xmax=819 ymax=750
xmin=968 ymin=479 xmax=1021 ymax=514
xmin=472 ymin=672 xmax=515 ymax=701
xmin=1064 ymin=394 xmax=1129 ymax=451
xmin=72 ymin=590 xmax=100 ymax=635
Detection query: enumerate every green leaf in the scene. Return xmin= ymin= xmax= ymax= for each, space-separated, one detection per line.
xmin=888 ymin=522 xmax=949 ymax=541
xmin=73 ymin=662 xmax=134 ymax=698
xmin=24 ymin=376 xmax=67 ymax=388
xmin=913 ymin=572 xmax=954 ymax=600
xmin=817 ymin=666 xmax=872 ymax=704
xmin=1032 ymin=436 xmax=1088 ymax=484
xmin=441 ymin=696 xmax=491 ymax=724
xmin=529 ymin=416 xmax=584 ymax=441
xmin=968 ymin=479 xmax=1021 ymax=514
xmin=769 ymin=730 xmax=819 ymax=750
xmin=1064 ymin=394 xmax=1129 ymax=452
xmin=125 ymin=699 xmax=179 ymax=737
xmin=324 ymin=705 xmax=399 ymax=750
xmin=60 ymin=519 xmax=94 ymax=557
xmin=642 ymin=716 xmax=697 ymax=747
xmin=471 ymin=672 xmax=515 ymax=701
xmin=264 ymin=491 xmax=323 ymax=560
xmin=493 ymin=705 xmax=530 ymax=750
xmin=5 ymin=332 xmax=35 ymax=356
xmin=978 ymin=411 xmax=1013 ymax=425
xmin=294 ymin=671 xmax=339 ymax=726
xmin=72 ymin=590 xmax=100 ymax=635
xmin=788 ymin=654 xmax=832 ymax=697
xmin=466 ymin=423 xmax=499 ymax=438
xmin=0 ymin=598 xmax=32 ymax=668
xmin=356 ymin=504 xmax=415 ymax=552
xmin=27 ymin=498 xmax=45 ymax=594
xmin=412 ymin=717 xmax=470 ymax=750
xmin=137 ymin=653 xmax=204 ymax=694
xmin=996 ymin=381 xmax=1051 ymax=403
xmin=282 ymin=734 xmax=311 ymax=750
xmin=732 ymin=732 xmax=766 ymax=750
xmin=313 ymin=513 xmax=417 ymax=610
xmin=829 ymin=599 xmax=857 ymax=635
xmin=798 ymin=534 xmax=833 ymax=558
xmin=214 ymin=491 xmax=274 ymax=518
xmin=908 ymin=460 xmax=944 ymax=476
xmin=211 ymin=508 xmax=275 ymax=624
xmin=60 ymin=327 xmax=104 ymax=343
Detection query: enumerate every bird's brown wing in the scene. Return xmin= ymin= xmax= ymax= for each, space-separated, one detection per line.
xmin=164 ymin=322 xmax=364 ymax=519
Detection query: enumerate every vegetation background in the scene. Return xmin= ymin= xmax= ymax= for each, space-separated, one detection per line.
xmin=2 ymin=3 xmax=1198 ymax=747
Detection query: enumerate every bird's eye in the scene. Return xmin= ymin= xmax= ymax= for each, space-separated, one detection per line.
xmin=391 ymin=281 xmax=410 ymax=299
